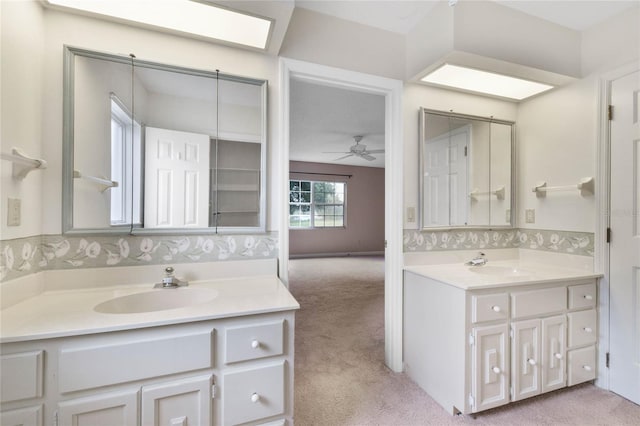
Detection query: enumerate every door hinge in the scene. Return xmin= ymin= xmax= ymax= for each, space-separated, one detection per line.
xmin=212 ymin=384 xmax=217 ymax=399
xmin=608 ymin=105 xmax=614 ymax=120
xmin=469 ymin=333 xmax=475 ymax=346
xmin=464 ymin=146 xmax=468 ymax=156
xmin=606 ymin=352 xmax=610 ymax=368
xmin=606 ymin=227 xmax=612 ymax=243
xmin=468 ymin=393 xmax=475 ymax=407
xmin=54 ymin=410 xmax=59 ymax=426
xmin=384 ymin=240 xmax=388 ymax=249
xmin=509 ymin=328 xmax=514 ymax=339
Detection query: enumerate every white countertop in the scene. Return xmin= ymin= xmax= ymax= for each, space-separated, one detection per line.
xmin=1 ymin=276 xmax=299 ymax=343
xmin=404 ymin=259 xmax=602 ymax=291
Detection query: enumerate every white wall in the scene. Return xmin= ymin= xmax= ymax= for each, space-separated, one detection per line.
xmin=1 ymin=1 xmax=45 ymax=239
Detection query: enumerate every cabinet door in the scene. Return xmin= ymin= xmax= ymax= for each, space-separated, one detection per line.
xmin=542 ymin=315 xmax=566 ymax=393
xmin=511 ymin=319 xmax=541 ymax=401
xmin=141 ymin=375 xmax=212 ymax=426
xmin=472 ymin=324 xmax=509 ymax=412
xmin=0 ymin=405 xmax=43 ymax=426
xmin=58 ymin=389 xmax=138 ymax=426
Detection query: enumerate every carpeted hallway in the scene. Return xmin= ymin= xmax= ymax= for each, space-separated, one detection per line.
xmin=288 ymin=256 xmax=640 ymax=425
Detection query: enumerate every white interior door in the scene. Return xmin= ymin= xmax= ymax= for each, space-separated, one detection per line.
xmin=609 ymin=69 xmax=640 ymax=405
xmin=144 ymin=127 xmax=210 ymax=228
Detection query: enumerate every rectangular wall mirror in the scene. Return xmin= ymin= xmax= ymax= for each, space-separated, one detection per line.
xmin=419 ymin=108 xmax=515 ymax=229
xmin=63 ymin=46 xmax=267 ymax=234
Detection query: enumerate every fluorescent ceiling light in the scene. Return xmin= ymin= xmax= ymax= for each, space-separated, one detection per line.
xmin=421 ymin=64 xmax=553 ymax=100
xmin=44 ymin=0 xmax=272 ymax=49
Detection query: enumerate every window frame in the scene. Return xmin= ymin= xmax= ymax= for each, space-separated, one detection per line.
xmin=289 ymin=179 xmax=347 ymax=229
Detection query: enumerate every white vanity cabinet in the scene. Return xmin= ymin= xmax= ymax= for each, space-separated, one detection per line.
xmin=0 ymin=311 xmax=295 ymax=426
xmin=404 ymin=270 xmax=598 ymax=415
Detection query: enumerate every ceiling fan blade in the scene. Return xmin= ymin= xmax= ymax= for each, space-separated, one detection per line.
xmin=361 ymin=154 xmax=376 ymax=161
xmin=366 ymin=149 xmax=385 ymax=154
xmin=334 ymin=154 xmax=354 ymax=161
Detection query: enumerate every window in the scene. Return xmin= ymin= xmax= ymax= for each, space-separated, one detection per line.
xmin=110 ymin=96 xmax=141 ymax=226
xmin=289 ymin=180 xmax=345 ymax=228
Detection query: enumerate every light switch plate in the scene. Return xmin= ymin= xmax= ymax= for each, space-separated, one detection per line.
xmin=525 ymin=208 xmax=535 ymax=223
xmin=7 ymin=198 xmax=21 ymax=226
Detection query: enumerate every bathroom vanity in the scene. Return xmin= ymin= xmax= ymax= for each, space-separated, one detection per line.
xmin=0 ymin=261 xmax=298 ymax=426
xmin=404 ymin=259 xmax=600 ymax=415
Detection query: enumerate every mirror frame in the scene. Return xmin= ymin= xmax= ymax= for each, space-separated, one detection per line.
xmin=62 ymin=46 xmax=268 ymax=235
xmin=418 ymin=108 xmax=516 ymax=230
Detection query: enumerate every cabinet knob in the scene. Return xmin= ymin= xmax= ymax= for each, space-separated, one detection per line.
xmin=251 ymin=340 xmax=260 ymax=349
xmin=492 ymin=366 xmax=501 ymax=374
xmin=527 ymin=358 xmax=537 ymax=366
xmin=583 ymin=294 xmax=593 ymax=300
xmin=251 ymin=393 xmax=260 ymax=403
xmin=583 ymin=327 xmax=593 ymax=333
xmin=554 ymin=353 xmax=563 ymax=360
xmin=583 ymin=365 xmax=592 ymax=372
xmin=491 ymin=305 xmax=501 ymax=313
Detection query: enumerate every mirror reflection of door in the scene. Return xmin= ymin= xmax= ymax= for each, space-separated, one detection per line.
xmin=423 ymin=124 xmax=469 ymax=227
xmin=144 ymin=127 xmax=210 ymax=228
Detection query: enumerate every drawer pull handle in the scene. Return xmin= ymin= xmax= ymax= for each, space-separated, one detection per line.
xmin=251 ymin=340 xmax=260 ymax=349
xmin=583 ymin=294 xmax=593 ymax=300
xmin=251 ymin=393 xmax=260 ymax=403
xmin=583 ymin=327 xmax=593 ymax=333
xmin=491 ymin=305 xmax=501 ymax=313
xmin=554 ymin=353 xmax=563 ymax=360
xmin=492 ymin=366 xmax=501 ymax=374
xmin=583 ymin=365 xmax=592 ymax=372
xmin=527 ymin=358 xmax=537 ymax=366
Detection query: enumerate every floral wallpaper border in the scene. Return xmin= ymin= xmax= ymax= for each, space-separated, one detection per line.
xmin=404 ymin=228 xmax=594 ymax=256
xmin=1 ymin=233 xmax=278 ymax=282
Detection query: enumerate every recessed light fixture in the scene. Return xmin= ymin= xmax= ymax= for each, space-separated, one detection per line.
xmin=421 ymin=64 xmax=554 ymax=100
xmin=43 ymin=0 xmax=273 ymax=50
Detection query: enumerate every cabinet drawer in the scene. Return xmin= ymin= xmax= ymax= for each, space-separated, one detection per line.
xmin=59 ymin=329 xmax=213 ymax=393
xmin=511 ymin=287 xmax=566 ymax=319
xmin=471 ymin=293 xmax=509 ymax=323
xmin=223 ymin=361 xmax=285 ymax=426
xmin=568 ymin=346 xmax=596 ymax=386
xmin=568 ymin=309 xmax=597 ymax=347
xmin=568 ymin=282 xmax=597 ymax=310
xmin=225 ymin=320 xmax=284 ymax=364
xmin=0 ymin=350 xmax=44 ymax=403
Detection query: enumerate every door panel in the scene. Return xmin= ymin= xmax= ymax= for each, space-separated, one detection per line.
xmin=511 ymin=319 xmax=540 ymax=401
xmin=472 ymin=324 xmax=509 ymax=412
xmin=542 ymin=315 xmax=566 ymax=393
xmin=609 ymin=69 xmax=640 ymax=404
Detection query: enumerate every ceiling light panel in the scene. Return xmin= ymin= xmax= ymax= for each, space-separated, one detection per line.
xmin=421 ymin=64 xmax=554 ymax=100
xmin=44 ymin=0 xmax=272 ymax=49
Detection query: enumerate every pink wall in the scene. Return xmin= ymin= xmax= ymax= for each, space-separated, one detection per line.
xmin=289 ymin=161 xmax=385 ymax=257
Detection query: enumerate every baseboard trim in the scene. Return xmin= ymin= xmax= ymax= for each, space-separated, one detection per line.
xmin=289 ymin=251 xmax=384 ymax=259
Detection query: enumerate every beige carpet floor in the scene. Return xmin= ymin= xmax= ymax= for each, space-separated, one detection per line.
xmin=288 ymin=256 xmax=640 ymax=425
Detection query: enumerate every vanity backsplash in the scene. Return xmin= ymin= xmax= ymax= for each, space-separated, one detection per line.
xmin=404 ymin=228 xmax=594 ymax=257
xmin=0 ymin=233 xmax=278 ymax=282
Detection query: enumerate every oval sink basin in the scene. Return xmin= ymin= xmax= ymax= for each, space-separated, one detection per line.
xmin=94 ymin=288 xmax=218 ymax=314
xmin=468 ymin=265 xmax=533 ymax=278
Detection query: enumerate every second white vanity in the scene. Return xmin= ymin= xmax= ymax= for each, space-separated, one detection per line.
xmin=404 ymin=253 xmax=600 ymax=415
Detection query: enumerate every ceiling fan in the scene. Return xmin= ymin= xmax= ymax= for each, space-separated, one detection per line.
xmin=324 ymin=135 xmax=385 ymax=161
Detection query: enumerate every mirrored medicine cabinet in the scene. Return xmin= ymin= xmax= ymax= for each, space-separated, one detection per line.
xmin=62 ymin=46 xmax=267 ymax=235
xmin=419 ymin=108 xmax=515 ymax=229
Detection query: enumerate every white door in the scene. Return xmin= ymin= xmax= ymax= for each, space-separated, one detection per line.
xmin=141 ymin=375 xmax=212 ymax=426
xmin=424 ymin=126 xmax=469 ymax=226
xmin=609 ymin=69 xmax=640 ymax=404
xmin=511 ymin=319 xmax=541 ymax=401
xmin=144 ymin=127 xmax=210 ymax=228
xmin=58 ymin=389 xmax=139 ymax=426
xmin=541 ymin=315 xmax=566 ymax=393
xmin=472 ymin=323 xmax=509 ymax=412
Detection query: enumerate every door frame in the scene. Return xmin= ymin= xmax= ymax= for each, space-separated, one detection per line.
xmin=596 ymin=60 xmax=640 ymax=389
xmin=278 ymin=57 xmax=404 ymax=372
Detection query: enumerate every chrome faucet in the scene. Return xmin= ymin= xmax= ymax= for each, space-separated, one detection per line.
xmin=154 ymin=266 xmax=189 ymax=288
xmin=465 ymin=252 xmax=488 ymax=266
